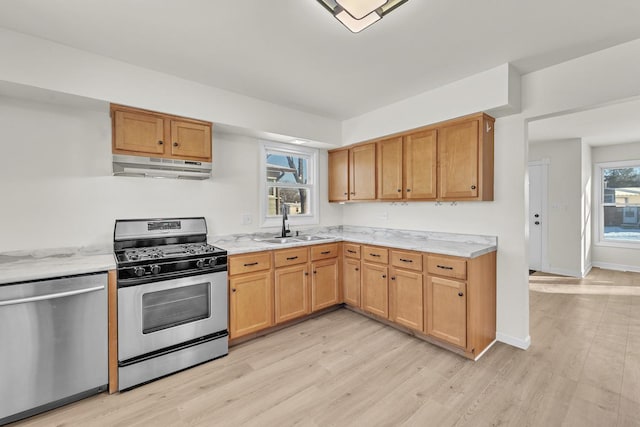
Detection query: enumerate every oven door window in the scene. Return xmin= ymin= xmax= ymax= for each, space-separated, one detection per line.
xmin=142 ymin=282 xmax=211 ymax=334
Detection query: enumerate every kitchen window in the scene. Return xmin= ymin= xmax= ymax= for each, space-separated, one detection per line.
xmin=259 ymin=142 xmax=319 ymax=228
xmin=597 ymin=161 xmax=640 ymax=246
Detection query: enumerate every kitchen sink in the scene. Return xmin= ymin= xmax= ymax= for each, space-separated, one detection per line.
xmin=260 ymin=237 xmax=299 ymax=244
xmin=294 ymin=235 xmax=332 ymax=241
xmin=256 ymin=235 xmax=333 ymax=244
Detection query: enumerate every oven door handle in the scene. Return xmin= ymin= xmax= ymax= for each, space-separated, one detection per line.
xmin=0 ymin=285 xmax=105 ymax=306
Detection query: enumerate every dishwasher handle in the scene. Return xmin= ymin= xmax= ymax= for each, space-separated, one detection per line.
xmin=0 ymin=285 xmax=105 ymax=307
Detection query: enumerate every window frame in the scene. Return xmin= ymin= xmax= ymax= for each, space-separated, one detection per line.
xmin=259 ymin=141 xmax=319 ymax=228
xmin=595 ymin=160 xmax=640 ymax=249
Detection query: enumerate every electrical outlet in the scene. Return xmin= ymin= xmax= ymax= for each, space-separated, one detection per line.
xmin=241 ymin=213 xmax=253 ymax=225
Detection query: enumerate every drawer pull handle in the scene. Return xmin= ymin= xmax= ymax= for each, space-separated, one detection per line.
xmin=244 ymin=262 xmax=259 ymax=267
xmin=369 ymin=253 xmax=381 ymax=257
xmin=437 ymin=265 xmax=453 ymax=270
xmin=347 ymin=249 xmax=357 ymax=254
xmin=458 ymin=292 xmax=464 ymax=297
xmin=399 ymin=258 xmax=413 ymax=263
xmin=286 ymin=256 xmax=298 ymax=260
xmin=321 ymin=251 xmax=331 ymax=255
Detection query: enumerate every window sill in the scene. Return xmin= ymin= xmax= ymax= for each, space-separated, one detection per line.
xmin=595 ymin=240 xmax=640 ymax=250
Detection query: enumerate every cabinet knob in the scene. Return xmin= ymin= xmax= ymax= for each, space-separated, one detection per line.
xmin=344 ymin=192 xmax=348 ymax=195
xmin=350 ymin=192 xmax=355 ymax=195
xmin=304 ymin=272 xmax=309 ymax=276
xmin=382 ymin=275 xmax=387 ymax=278
xmin=355 ymin=268 xmax=359 ymax=271
xmin=232 ymin=288 xmax=237 ymax=292
xmin=173 ymin=142 xmax=179 ymax=147
xmin=406 ymin=189 xmax=411 ymax=192
xmin=470 ymin=185 xmax=476 ymax=190
xmin=313 ymin=271 xmax=317 ymax=274
xmin=397 ymin=189 xmax=401 ymax=192
xmin=391 ymin=276 xmax=396 ymax=281
xmin=157 ymin=140 xmax=164 ymax=145
xmin=458 ymin=292 xmax=464 ymax=297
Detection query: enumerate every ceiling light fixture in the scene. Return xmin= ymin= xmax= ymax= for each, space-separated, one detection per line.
xmin=316 ymin=0 xmax=409 ymax=33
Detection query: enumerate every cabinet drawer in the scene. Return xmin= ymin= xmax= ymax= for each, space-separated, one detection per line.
xmin=390 ymin=250 xmax=423 ymax=271
xmin=344 ymin=243 xmax=361 ymax=259
xmin=274 ymin=247 xmax=309 ymax=267
xmin=311 ymin=243 xmax=339 ymax=261
xmin=363 ymin=246 xmax=389 ymax=264
xmin=229 ymin=252 xmax=272 ymax=275
xmin=426 ymin=255 xmax=467 ymax=280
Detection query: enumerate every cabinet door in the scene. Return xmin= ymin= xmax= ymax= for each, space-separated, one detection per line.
xmin=389 ymin=268 xmax=423 ymax=331
xmin=426 ymin=276 xmax=466 ymax=347
xmin=362 ymin=262 xmax=388 ymax=318
xmin=349 ymin=143 xmax=376 ymax=200
xmin=377 ymin=137 xmax=403 ymax=200
xmin=311 ymin=258 xmax=339 ymax=311
xmin=438 ymin=119 xmax=479 ymax=199
xmin=328 ymin=149 xmax=349 ymax=202
xmin=404 ymin=130 xmax=437 ymax=199
xmin=343 ymin=257 xmax=361 ymax=307
xmin=170 ymin=120 xmax=212 ymax=161
xmin=229 ymin=271 xmax=273 ymax=339
xmin=113 ymin=110 xmax=165 ymax=156
xmin=274 ymin=264 xmax=309 ymax=324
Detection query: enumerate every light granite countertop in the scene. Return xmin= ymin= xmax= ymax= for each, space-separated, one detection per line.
xmin=0 ymin=226 xmax=496 ymax=285
xmin=211 ymin=225 xmax=497 ymax=259
xmin=0 ymin=246 xmax=116 ymax=285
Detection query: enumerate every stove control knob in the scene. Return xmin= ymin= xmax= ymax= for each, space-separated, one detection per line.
xmin=149 ymin=264 xmax=161 ymax=275
xmin=133 ymin=266 xmax=145 ymax=277
xmin=208 ymin=257 xmax=217 ymax=266
xmin=196 ymin=259 xmax=206 ymax=268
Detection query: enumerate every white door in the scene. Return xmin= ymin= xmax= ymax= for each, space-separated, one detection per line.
xmin=528 ymin=163 xmax=546 ymax=270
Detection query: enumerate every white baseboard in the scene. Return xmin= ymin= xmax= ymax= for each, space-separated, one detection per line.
xmin=496 ymin=332 xmax=531 ymax=350
xmin=592 ymin=261 xmax=640 ymax=273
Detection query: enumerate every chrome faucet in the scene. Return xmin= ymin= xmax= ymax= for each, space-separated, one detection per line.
xmin=280 ymin=203 xmax=291 ymax=238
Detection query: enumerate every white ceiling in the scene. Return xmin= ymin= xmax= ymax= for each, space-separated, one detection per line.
xmin=0 ymin=1 xmax=639 ymax=120
xmin=528 ymin=97 xmax=640 ymax=147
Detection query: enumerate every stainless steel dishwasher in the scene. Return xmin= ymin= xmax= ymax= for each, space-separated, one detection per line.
xmin=0 ymin=272 xmax=108 ymax=425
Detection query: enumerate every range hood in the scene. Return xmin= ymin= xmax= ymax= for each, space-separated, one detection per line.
xmin=113 ymin=154 xmax=211 ymax=180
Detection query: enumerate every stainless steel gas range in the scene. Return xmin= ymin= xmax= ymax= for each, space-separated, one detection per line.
xmin=114 ymin=217 xmax=228 ymax=391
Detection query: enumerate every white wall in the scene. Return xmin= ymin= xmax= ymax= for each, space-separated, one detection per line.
xmin=591 ymin=141 xmax=640 ymax=271
xmin=528 ymin=139 xmax=583 ymax=276
xmin=581 ymin=143 xmax=592 ymax=275
xmin=0 ymin=95 xmax=342 ymax=252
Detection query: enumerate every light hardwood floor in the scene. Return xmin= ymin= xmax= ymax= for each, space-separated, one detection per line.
xmin=11 ymin=268 xmax=640 ymax=427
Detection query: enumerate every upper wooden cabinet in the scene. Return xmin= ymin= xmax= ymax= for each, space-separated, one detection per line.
xmin=328 ymin=143 xmax=376 ymax=202
xmin=328 ymin=149 xmax=349 ymax=202
xmin=377 ymin=130 xmax=437 ymax=200
xmin=111 ymin=104 xmax=212 ymax=162
xmin=439 ymin=116 xmax=493 ymax=200
xmin=328 ymin=112 xmax=494 ymax=202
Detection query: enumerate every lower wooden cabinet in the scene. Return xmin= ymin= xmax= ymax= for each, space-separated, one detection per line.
xmin=343 ymin=257 xmax=361 ymax=307
xmin=426 ymin=276 xmax=467 ymax=348
xmin=389 ymin=267 xmax=423 ymax=331
xmin=274 ymin=264 xmax=310 ymax=324
xmin=229 ymin=271 xmax=273 ymax=339
xmin=311 ymin=258 xmax=339 ymax=311
xmin=361 ymin=262 xmax=388 ymax=318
